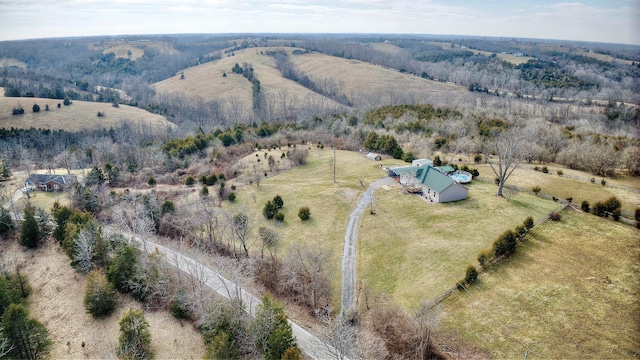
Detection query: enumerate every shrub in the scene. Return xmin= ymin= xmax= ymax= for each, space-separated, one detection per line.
xmin=542 ymin=166 xmax=548 ymax=174
xmin=515 ymin=225 xmax=526 ymax=238
xmin=590 ymin=177 xmax=596 ymax=183
xmin=169 ymin=289 xmax=191 ymax=320
xmin=635 ymin=208 xmax=640 ymax=222
xmin=603 ymin=196 xmax=621 ymax=213
xmin=593 ymin=202 xmax=607 ymax=217
xmin=523 ymin=216 xmax=534 ymax=230
xmin=161 ymin=200 xmax=175 ymax=215
xmin=298 ymin=207 xmax=310 ymax=221
xmin=549 ymin=212 xmax=561 ymax=221
xmin=185 ymin=176 xmax=195 ymax=186
xmin=273 ymin=195 xmax=284 ymax=209
xmin=566 ymin=197 xmax=573 ymax=203
xmin=117 ymin=306 xmax=152 ymax=359
xmin=477 ymin=251 xmax=491 ymax=269
xmin=531 ymin=186 xmax=541 ymax=195
xmin=63 ymin=98 xmax=71 ymax=105
xmin=274 ymin=212 xmax=285 ymax=223
xmin=493 ymin=230 xmax=516 ymax=258
xmin=57 ymin=103 xmax=61 ymax=108
xmin=32 ymin=104 xmax=40 ymax=113
xmin=263 ymin=200 xmax=278 ymax=219
xmin=557 ymin=170 xmax=563 ymax=176
xmin=464 ymin=266 xmax=478 ymax=285
xmin=433 ymin=155 xmax=442 ymax=166
xmin=97 ymin=111 xmax=105 ymax=117
xmin=402 ymin=151 xmax=415 ymax=163
xmin=84 ymin=270 xmax=117 ymax=318
xmin=228 ymin=192 xmax=236 ymax=202
xmin=147 ymin=177 xmax=156 ymax=187
xmin=12 ymin=107 xmax=24 ymax=115
xmin=581 ymin=200 xmax=590 ymax=213
xmin=200 ymin=185 xmax=209 ymax=198
xmin=474 ymin=154 xmax=482 ymax=163
xmin=612 ymin=209 xmax=621 ymax=221
xmin=601 ymin=179 xmax=606 ymax=186
xmin=533 ymin=166 xmax=539 ymax=171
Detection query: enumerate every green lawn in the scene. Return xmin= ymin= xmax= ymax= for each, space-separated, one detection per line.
xmin=438 ymin=209 xmax=640 ymax=359
xmin=357 ymin=180 xmax=560 ymax=310
xmin=229 ymin=149 xmax=406 ymax=304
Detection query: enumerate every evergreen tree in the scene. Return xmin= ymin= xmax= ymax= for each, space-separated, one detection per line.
xmin=1 ymin=304 xmax=51 ymax=360
xmin=252 ymin=295 xmax=297 ymax=360
xmin=116 ymin=306 xmax=152 ymax=360
xmin=0 ymin=207 xmax=14 ymax=237
xmin=84 ymin=270 xmax=117 ymax=318
xmin=107 ymin=245 xmax=139 ymax=293
xmin=20 ymin=206 xmax=41 ymax=248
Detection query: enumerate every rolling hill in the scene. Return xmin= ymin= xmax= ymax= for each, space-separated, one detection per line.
xmin=154 ymin=46 xmax=467 ymax=120
xmin=0 ymin=91 xmax=175 ymax=132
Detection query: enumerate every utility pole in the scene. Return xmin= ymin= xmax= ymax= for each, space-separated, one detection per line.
xmin=333 ymin=149 xmax=336 ymax=183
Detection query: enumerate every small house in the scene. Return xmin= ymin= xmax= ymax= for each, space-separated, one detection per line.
xmin=366 ymin=152 xmax=382 ymax=161
xmin=398 ymin=166 xmax=468 ymax=203
xmin=27 ymin=174 xmax=77 ymax=192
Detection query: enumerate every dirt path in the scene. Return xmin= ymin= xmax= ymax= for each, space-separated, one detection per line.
xmin=341 ymin=176 xmax=396 ymax=314
xmin=116 ymin=232 xmax=336 ymax=360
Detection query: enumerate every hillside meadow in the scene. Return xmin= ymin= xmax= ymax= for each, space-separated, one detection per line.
xmin=1 ymin=240 xmax=205 ymax=359
xmin=437 ymin=209 xmax=640 ymax=359
xmin=153 ymin=47 xmax=345 ymax=116
xmin=0 ymin=93 xmax=174 ymax=132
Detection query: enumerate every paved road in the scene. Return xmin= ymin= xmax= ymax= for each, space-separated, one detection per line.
xmin=341 ymin=176 xmax=396 ymax=314
xmin=117 ymin=233 xmax=336 ymax=359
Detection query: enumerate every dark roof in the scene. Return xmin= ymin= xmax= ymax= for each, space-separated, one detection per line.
xmin=27 ymin=174 xmax=77 ymax=185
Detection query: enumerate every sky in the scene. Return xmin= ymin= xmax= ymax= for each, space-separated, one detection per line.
xmin=0 ymin=0 xmax=638 ymax=45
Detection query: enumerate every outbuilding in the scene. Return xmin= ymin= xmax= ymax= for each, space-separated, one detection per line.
xmin=398 ymin=165 xmax=468 ymax=203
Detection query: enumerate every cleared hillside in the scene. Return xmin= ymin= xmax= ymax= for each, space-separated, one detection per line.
xmin=0 ymin=94 xmax=174 ymax=132
xmin=288 ymin=51 xmax=466 ymax=107
xmin=368 ymin=42 xmax=407 ymax=55
xmin=153 ymin=47 xmax=346 ymax=120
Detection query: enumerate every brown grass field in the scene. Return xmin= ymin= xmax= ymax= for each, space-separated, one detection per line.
xmin=0 ymin=94 xmax=175 ymax=132
xmin=1 ymin=240 xmax=205 ymax=359
xmin=0 ymin=57 xmax=27 ymax=69
xmin=368 ymin=42 xmax=407 ymax=55
xmin=289 ymin=51 xmax=466 ymax=104
xmin=154 ymin=47 xmax=345 ymax=116
xmin=437 ymin=208 xmax=640 ymax=359
xmin=89 ymin=40 xmax=180 ymax=60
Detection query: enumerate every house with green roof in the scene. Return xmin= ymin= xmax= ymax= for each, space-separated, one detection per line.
xmin=398 ymin=165 xmax=468 ymax=203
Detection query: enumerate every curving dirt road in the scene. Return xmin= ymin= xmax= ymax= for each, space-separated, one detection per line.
xmin=341 ymin=176 xmax=396 ymax=314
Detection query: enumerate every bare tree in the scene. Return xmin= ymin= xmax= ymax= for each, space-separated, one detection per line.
xmin=112 ymin=202 xmax=155 ymax=255
xmin=258 ymin=226 xmax=279 ymax=260
xmin=282 ymin=244 xmax=331 ymax=311
xmin=73 ymin=228 xmax=96 ymax=275
xmin=312 ymin=317 xmax=359 ymax=360
xmin=485 ymin=126 xmax=531 ymax=197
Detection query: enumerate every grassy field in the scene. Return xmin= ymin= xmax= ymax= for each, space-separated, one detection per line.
xmin=0 ymin=57 xmax=27 ymax=68
xmin=89 ymin=40 xmax=179 ymax=60
xmin=437 ymin=209 xmax=640 ymax=359
xmin=473 ymin=163 xmax=640 ymax=214
xmin=225 ymin=149 xmax=405 ymax=305
xmin=357 ymin=179 xmax=560 ymax=310
xmin=153 ymin=47 xmax=344 ymax=116
xmin=290 ymin=51 xmax=466 ymax=105
xmin=368 ymin=42 xmax=407 ymax=55
xmin=1 ymin=240 xmax=204 ymax=359
xmin=0 ymin=96 xmax=174 ymax=132
xmin=427 ymin=42 xmax=535 ymax=65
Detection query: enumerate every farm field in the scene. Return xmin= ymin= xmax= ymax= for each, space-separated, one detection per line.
xmin=0 ymin=94 xmax=174 ymax=132
xmin=368 ymin=42 xmax=407 ymax=55
xmin=357 ymin=178 xmax=560 ymax=310
xmin=473 ymin=162 xmax=640 ymax=214
xmin=437 ymin=209 xmax=640 ymax=359
xmin=427 ymin=41 xmax=535 ymax=65
xmin=1 ymin=240 xmax=205 ymax=359
xmin=0 ymin=57 xmax=27 ymax=68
